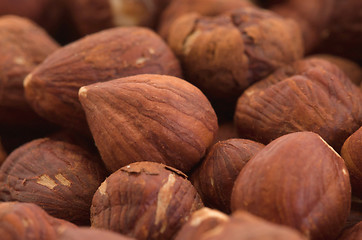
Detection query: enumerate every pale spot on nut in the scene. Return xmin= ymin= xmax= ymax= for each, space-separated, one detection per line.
xmin=148 ymin=48 xmax=155 ymax=54
xmin=23 ymin=74 xmax=32 ymax=88
xmin=37 ymin=174 xmax=58 ymax=189
xmin=190 ymin=208 xmax=229 ymax=227
xmin=318 ymin=136 xmax=341 ymax=157
xmin=342 ymin=168 xmax=348 ymax=176
xmin=99 ymin=181 xmax=107 ymax=195
xmin=210 ymin=178 xmax=214 ymax=187
xmin=78 ymin=87 xmax=88 ymax=98
xmin=155 ymin=173 xmax=176 ymax=230
xmin=183 ymin=30 xmax=201 ymax=55
xmin=14 ymin=57 xmax=25 ymax=65
xmin=135 ymin=57 xmax=148 ymax=66
xmin=55 ymin=174 xmax=71 ymax=187
xmin=109 ymin=0 xmax=154 ymax=26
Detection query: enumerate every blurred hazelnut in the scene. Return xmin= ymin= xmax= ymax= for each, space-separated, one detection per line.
xmin=0 ymin=202 xmax=76 ymax=240
xmin=341 ymin=127 xmax=362 ymax=198
xmin=56 ymin=227 xmax=136 ymax=240
xmin=191 ymin=139 xmax=264 ymax=212
xmin=338 ymin=221 xmax=362 ymax=240
xmin=24 ymin=27 xmax=182 ymax=133
xmin=231 ymin=132 xmax=351 ymax=240
xmin=91 ymin=162 xmax=204 ymax=240
xmin=0 ymin=138 xmax=107 ymax=225
xmin=234 ymin=58 xmax=362 ymax=150
xmin=0 ymin=15 xmax=58 ymax=129
xmin=213 ymin=121 xmax=239 ymax=143
xmin=79 ymin=74 xmax=218 ymax=173
xmin=168 ymin=7 xmax=303 ymax=115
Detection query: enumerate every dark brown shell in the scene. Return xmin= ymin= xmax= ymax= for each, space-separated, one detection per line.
xmin=167 ymin=7 xmax=303 ymax=109
xmin=158 ymin=0 xmax=254 ymax=39
xmin=341 ymin=127 xmax=362 ymax=198
xmin=234 ymin=58 xmax=362 ymax=151
xmin=24 ymin=27 xmax=182 ymax=133
xmin=0 ymin=138 xmax=6 ymax=165
xmin=65 ymin=0 xmax=171 ymax=35
xmin=174 ymin=208 xmax=229 ymax=240
xmin=0 ymin=202 xmax=76 ymax=240
xmin=0 ymin=15 xmax=59 ymax=128
xmin=231 ymin=132 xmax=351 ymax=240
xmin=0 ymin=138 xmax=107 ymax=225
xmin=91 ymin=161 xmax=204 ymax=240
xmin=79 ymin=74 xmax=218 ymax=173
xmin=191 ymin=139 xmax=264 ymax=212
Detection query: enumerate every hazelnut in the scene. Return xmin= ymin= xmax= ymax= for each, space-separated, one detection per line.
xmin=0 ymin=201 xmax=76 ymax=240
xmin=167 ymin=7 xmax=303 ymax=114
xmin=24 ymin=27 xmax=182 ymax=133
xmin=341 ymin=127 xmax=362 ymax=198
xmin=264 ymin=0 xmax=334 ymax=52
xmin=174 ymin=207 xmax=229 ymax=240
xmin=234 ymin=58 xmax=362 ymax=151
xmin=158 ymin=0 xmax=254 ymax=39
xmin=56 ymin=227 xmax=136 ymax=240
xmin=177 ymin=209 xmax=307 ymax=240
xmin=65 ymin=0 xmax=171 ymax=35
xmin=338 ymin=221 xmax=362 ymax=240
xmin=0 ymin=138 xmax=107 ymax=225
xmin=231 ymin=132 xmax=351 ymax=240
xmin=79 ymin=74 xmax=218 ymax=173
xmin=0 ymin=15 xmax=59 ymax=129
xmin=309 ymin=54 xmax=362 ymax=86
xmin=191 ymin=138 xmax=264 ymax=212
xmin=91 ymin=162 xmax=204 ymax=240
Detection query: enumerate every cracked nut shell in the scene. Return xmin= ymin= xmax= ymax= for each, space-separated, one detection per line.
xmin=24 ymin=27 xmax=182 ymax=133
xmin=0 ymin=138 xmax=107 ymax=225
xmin=341 ymin=127 xmax=362 ymax=198
xmin=191 ymin=138 xmax=264 ymax=212
xmin=231 ymin=132 xmax=351 ymax=240
xmin=234 ymin=58 xmax=362 ymax=151
xmin=91 ymin=161 xmax=204 ymax=240
xmin=79 ymin=74 xmax=218 ymax=173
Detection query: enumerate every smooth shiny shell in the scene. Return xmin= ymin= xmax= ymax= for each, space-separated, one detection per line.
xmin=91 ymin=161 xmax=204 ymax=240
xmin=0 ymin=138 xmax=107 ymax=225
xmin=231 ymin=132 xmax=351 ymax=240
xmin=0 ymin=202 xmax=76 ymax=240
xmin=191 ymin=139 xmax=264 ymax=212
xmin=79 ymin=74 xmax=218 ymax=173
xmin=24 ymin=27 xmax=182 ymax=132
xmin=234 ymin=58 xmax=362 ymax=151
xmin=341 ymin=127 xmax=362 ymax=198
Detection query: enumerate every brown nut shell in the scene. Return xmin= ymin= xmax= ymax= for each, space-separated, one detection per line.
xmin=174 ymin=207 xmax=229 ymax=240
xmin=158 ymin=0 xmax=254 ymax=39
xmin=0 ymin=138 xmax=107 ymax=225
xmin=0 ymin=15 xmax=59 ymax=128
xmin=0 ymin=202 xmax=76 ymax=240
xmin=56 ymin=227 xmax=136 ymax=240
xmin=79 ymin=74 xmax=218 ymax=173
xmin=231 ymin=132 xmax=351 ymax=240
xmin=167 ymin=7 xmax=303 ymax=107
xmin=234 ymin=58 xmax=362 ymax=151
xmin=24 ymin=27 xmax=182 ymax=133
xmin=341 ymin=127 xmax=362 ymax=198
xmin=338 ymin=221 xmax=362 ymax=240
xmin=91 ymin=161 xmax=204 ymax=240
xmin=191 ymin=139 xmax=264 ymax=212
xmin=199 ymin=211 xmax=307 ymax=240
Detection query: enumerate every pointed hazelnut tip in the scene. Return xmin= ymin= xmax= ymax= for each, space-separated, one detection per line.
xmin=23 ymin=74 xmax=32 ymax=88
xmin=79 ymin=87 xmax=88 ymax=98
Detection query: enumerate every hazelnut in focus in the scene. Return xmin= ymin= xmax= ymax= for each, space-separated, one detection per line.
xmin=91 ymin=161 xmax=204 ymax=240
xmin=167 ymin=7 xmax=303 ymax=115
xmin=79 ymin=74 xmax=218 ymax=173
xmin=231 ymin=132 xmax=351 ymax=240
xmin=341 ymin=127 xmax=362 ymax=198
xmin=234 ymin=58 xmax=362 ymax=150
xmin=0 ymin=138 xmax=108 ymax=225
xmin=24 ymin=27 xmax=182 ymax=133
xmin=191 ymin=138 xmax=264 ymax=212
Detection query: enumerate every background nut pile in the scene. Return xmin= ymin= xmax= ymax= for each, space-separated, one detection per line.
xmin=0 ymin=0 xmax=361 ymax=240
